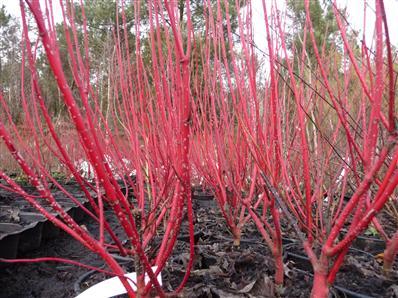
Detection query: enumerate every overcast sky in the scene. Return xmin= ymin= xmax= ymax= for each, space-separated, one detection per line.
xmin=251 ymin=0 xmax=398 ymax=51
xmin=2 ymin=0 xmax=397 ymax=50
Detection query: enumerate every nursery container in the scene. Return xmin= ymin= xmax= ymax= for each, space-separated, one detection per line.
xmin=18 ymin=220 xmax=44 ymax=253
xmin=193 ymin=191 xmax=216 ymax=208
xmin=284 ymin=250 xmax=385 ymax=298
xmin=0 ymin=223 xmax=22 ymax=259
xmin=42 ymin=219 xmax=60 ymax=239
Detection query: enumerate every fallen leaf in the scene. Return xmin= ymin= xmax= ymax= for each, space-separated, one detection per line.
xmin=238 ymin=280 xmax=256 ymax=293
xmin=249 ymin=275 xmax=275 ymax=297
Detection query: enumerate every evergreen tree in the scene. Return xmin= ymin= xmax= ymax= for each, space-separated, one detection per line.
xmin=0 ymin=5 xmax=23 ymax=122
xmin=286 ymin=0 xmax=340 ymax=66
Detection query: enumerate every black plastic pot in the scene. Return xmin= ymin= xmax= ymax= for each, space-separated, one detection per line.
xmin=352 ymin=235 xmax=385 ymax=255
xmin=285 ymin=251 xmax=313 ymax=272
xmin=18 ymin=221 xmax=44 ymax=253
xmin=177 ymin=230 xmax=203 ymax=243
xmin=193 ymin=192 xmax=216 ymax=208
xmin=18 ymin=207 xmax=61 ymax=240
xmin=42 ymin=219 xmax=60 ymax=239
xmin=74 ymin=254 xmax=133 ymax=296
xmin=72 ymin=206 xmax=86 ymax=223
xmin=71 ymin=195 xmax=90 ymax=223
xmin=193 ymin=191 xmax=214 ymax=199
xmin=339 ymin=230 xmax=385 ymax=255
xmin=334 ymin=285 xmax=375 ymax=298
xmin=19 ymin=206 xmax=40 ymax=213
xmin=284 ymin=251 xmax=380 ymax=298
xmin=13 ymin=198 xmax=48 ymax=209
xmin=19 ymin=211 xmax=46 ymax=223
xmin=58 ymin=202 xmax=76 ymax=220
xmin=0 ymin=223 xmax=22 ymax=259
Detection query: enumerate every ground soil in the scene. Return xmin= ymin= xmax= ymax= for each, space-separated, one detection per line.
xmin=0 ymin=188 xmax=397 ymax=298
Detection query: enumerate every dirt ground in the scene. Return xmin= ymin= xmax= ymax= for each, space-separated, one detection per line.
xmin=1 ymin=191 xmax=398 ymax=298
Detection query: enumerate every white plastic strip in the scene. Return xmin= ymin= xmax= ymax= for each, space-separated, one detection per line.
xmin=75 ymin=266 xmax=161 ymax=298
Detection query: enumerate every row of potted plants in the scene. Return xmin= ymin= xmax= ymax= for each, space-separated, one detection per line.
xmin=0 ymin=0 xmax=397 ymax=297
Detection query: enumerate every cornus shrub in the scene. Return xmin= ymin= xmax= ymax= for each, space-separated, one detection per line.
xmin=1 ymin=0 xmax=397 ymax=297
xmin=0 ymin=0 xmax=196 ymax=296
xmin=239 ymin=0 xmax=398 ymax=297
xmin=189 ymin=0 xmax=284 ymax=286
